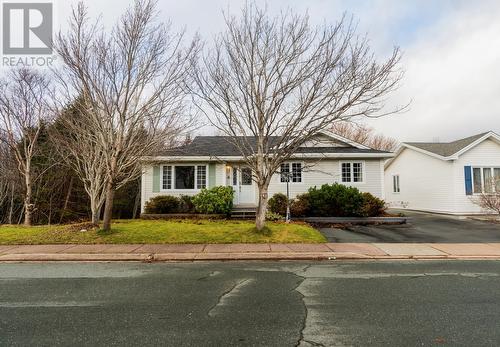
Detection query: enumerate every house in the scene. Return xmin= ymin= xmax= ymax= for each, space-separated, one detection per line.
xmin=384 ymin=131 xmax=500 ymax=215
xmin=140 ymin=131 xmax=393 ymax=213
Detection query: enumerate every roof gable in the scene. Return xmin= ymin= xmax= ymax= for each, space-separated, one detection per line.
xmin=386 ymin=131 xmax=500 ymax=168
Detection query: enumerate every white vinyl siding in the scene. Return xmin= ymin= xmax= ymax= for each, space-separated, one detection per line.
xmin=393 ymin=175 xmax=400 ymax=193
xmin=385 ymin=138 xmax=500 ymax=214
xmin=268 ymin=159 xmax=383 ymax=199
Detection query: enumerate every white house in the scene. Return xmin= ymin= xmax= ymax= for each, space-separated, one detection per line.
xmin=385 ymin=131 xmax=500 ymax=215
xmin=140 ymin=131 xmax=392 ymax=213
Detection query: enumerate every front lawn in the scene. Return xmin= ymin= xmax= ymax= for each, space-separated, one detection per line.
xmin=0 ymin=219 xmax=326 ymax=245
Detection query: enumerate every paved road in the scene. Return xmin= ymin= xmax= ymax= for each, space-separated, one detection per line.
xmin=320 ymin=211 xmax=500 ymax=243
xmin=1 ymin=261 xmax=500 ymax=346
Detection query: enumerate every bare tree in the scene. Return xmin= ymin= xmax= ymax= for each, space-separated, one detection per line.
xmin=51 ymin=98 xmax=107 ymax=224
xmin=191 ymin=4 xmax=403 ymax=230
xmin=331 ymin=121 xmax=398 ymax=151
xmin=472 ymin=177 xmax=500 ymax=215
xmin=55 ymin=0 xmax=197 ymax=231
xmin=0 ymin=68 xmax=53 ymax=226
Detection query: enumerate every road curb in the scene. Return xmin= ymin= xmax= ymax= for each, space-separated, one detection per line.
xmin=2 ymin=252 xmax=500 ymax=262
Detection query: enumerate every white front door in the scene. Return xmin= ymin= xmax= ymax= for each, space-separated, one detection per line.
xmin=228 ymin=166 xmax=255 ymax=205
xmin=239 ymin=167 xmax=255 ymax=205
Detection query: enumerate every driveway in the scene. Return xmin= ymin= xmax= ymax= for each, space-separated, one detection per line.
xmin=320 ymin=210 xmax=500 ymax=243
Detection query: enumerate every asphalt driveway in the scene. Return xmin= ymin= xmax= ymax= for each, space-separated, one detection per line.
xmin=320 ymin=210 xmax=500 ymax=243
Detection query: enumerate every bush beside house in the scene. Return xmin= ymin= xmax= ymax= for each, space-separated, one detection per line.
xmin=144 ymin=186 xmax=233 ymax=216
xmin=268 ymin=183 xmax=386 ymax=217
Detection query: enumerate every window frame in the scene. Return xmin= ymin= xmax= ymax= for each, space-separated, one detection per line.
xmin=160 ymin=164 xmax=208 ymax=191
xmin=280 ymin=162 xmax=303 ymax=184
xmin=471 ymin=166 xmax=500 ymax=194
xmin=392 ymin=174 xmax=400 ymax=194
xmin=339 ymin=161 xmax=365 ymax=184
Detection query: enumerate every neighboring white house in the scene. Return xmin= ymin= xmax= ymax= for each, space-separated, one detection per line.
xmin=140 ymin=131 xmax=393 ymax=213
xmin=385 ymin=131 xmax=500 ymax=215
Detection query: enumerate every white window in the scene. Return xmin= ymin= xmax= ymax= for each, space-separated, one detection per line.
xmin=280 ymin=163 xmax=302 ymax=183
xmin=393 ymin=175 xmax=400 ymax=193
xmin=472 ymin=166 xmax=500 ymax=194
xmin=280 ymin=163 xmax=290 ymax=182
xmin=161 ymin=165 xmax=207 ymax=190
xmin=291 ymin=163 xmax=302 ymax=183
xmin=341 ymin=162 xmax=363 ymax=183
xmin=197 ymin=165 xmax=206 ymax=189
xmin=162 ymin=165 xmax=172 ymax=190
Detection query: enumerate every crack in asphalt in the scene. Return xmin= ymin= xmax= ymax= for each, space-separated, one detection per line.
xmin=207 ymin=278 xmax=253 ymax=317
xmin=197 ymin=271 xmax=221 ymax=281
xmin=293 ymin=271 xmax=326 ymax=347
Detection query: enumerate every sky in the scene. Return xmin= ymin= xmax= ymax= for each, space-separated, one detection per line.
xmin=55 ymin=0 xmax=500 ymax=142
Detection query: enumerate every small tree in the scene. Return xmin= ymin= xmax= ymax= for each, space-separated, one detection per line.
xmin=51 ymin=98 xmax=107 ymax=224
xmin=472 ymin=177 xmax=500 ymax=215
xmin=55 ymin=0 xmax=197 ymax=231
xmin=192 ymin=4 xmax=403 ymax=230
xmin=0 ymin=68 xmax=54 ymax=226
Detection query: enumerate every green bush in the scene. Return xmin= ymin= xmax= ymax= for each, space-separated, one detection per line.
xmin=290 ymin=193 xmax=310 ymax=217
xmin=266 ymin=211 xmax=284 ymax=221
xmin=307 ymin=183 xmax=365 ymax=217
xmin=178 ymin=195 xmax=195 ymax=213
xmin=360 ymin=192 xmax=386 ymax=217
xmin=144 ymin=195 xmax=180 ymax=214
xmin=192 ymin=186 xmax=234 ymax=215
xmin=268 ymin=193 xmax=288 ymax=216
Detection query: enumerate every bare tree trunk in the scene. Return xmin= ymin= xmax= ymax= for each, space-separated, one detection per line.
xmin=132 ymin=183 xmax=141 ymax=219
xmin=59 ymin=176 xmax=74 ymax=224
xmin=255 ymin=184 xmax=269 ymax=231
xmin=91 ymin=204 xmax=101 ymax=225
xmin=102 ymin=181 xmax=115 ymax=231
xmin=24 ymin=170 xmax=32 ymax=226
xmin=8 ymin=182 xmax=14 ymax=224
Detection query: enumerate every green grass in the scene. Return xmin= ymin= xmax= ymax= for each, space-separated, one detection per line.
xmin=0 ymin=219 xmax=326 ymax=245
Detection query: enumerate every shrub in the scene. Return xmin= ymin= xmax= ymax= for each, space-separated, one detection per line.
xmin=266 ymin=211 xmax=284 ymax=221
xmin=192 ymin=186 xmax=234 ymax=215
xmin=307 ymin=183 xmax=365 ymax=217
xmin=360 ymin=192 xmax=386 ymax=217
xmin=290 ymin=193 xmax=310 ymax=217
xmin=178 ymin=195 xmax=195 ymax=213
xmin=144 ymin=195 xmax=180 ymax=214
xmin=268 ymin=193 xmax=288 ymax=216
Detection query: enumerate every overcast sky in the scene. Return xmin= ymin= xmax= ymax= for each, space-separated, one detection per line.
xmin=57 ymin=0 xmax=500 ymax=142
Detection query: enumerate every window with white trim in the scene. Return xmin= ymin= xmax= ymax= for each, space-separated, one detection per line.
xmin=162 ymin=165 xmax=172 ymax=190
xmin=473 ymin=166 xmax=500 ymax=193
xmin=341 ymin=162 xmax=363 ymax=183
xmin=197 ymin=165 xmax=206 ymax=189
xmin=280 ymin=163 xmax=302 ymax=183
xmin=393 ymin=175 xmax=400 ymax=193
xmin=161 ymin=165 xmax=207 ymax=190
xmin=291 ymin=163 xmax=302 ymax=183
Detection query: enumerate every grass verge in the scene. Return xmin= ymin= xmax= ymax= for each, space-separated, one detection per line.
xmin=0 ymin=219 xmax=326 ymax=245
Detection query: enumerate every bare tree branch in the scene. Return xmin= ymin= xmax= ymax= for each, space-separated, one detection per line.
xmin=190 ymin=3 xmax=403 ymax=230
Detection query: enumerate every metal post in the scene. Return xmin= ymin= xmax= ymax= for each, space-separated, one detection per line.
xmin=285 ymin=175 xmax=291 ymax=223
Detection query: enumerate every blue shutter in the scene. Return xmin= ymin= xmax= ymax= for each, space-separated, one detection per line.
xmin=464 ymin=166 xmax=472 ymax=195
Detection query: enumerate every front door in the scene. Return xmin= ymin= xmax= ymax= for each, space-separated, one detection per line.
xmin=228 ymin=166 xmax=255 ymax=205
xmin=239 ymin=167 xmax=255 ymax=205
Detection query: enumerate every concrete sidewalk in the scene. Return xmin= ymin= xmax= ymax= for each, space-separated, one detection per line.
xmin=2 ymin=243 xmax=500 ymax=261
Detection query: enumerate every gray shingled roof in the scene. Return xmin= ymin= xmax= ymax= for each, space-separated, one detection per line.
xmin=160 ymin=136 xmax=390 ymax=157
xmin=405 ymin=132 xmax=489 ymax=157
